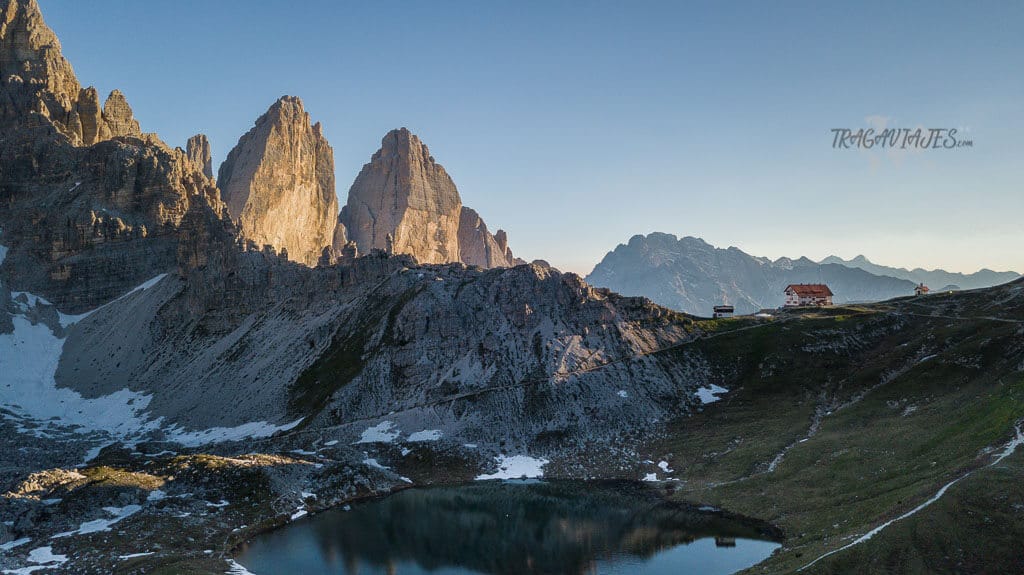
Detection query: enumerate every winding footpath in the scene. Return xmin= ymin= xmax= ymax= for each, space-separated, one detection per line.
xmin=798 ymin=423 xmax=1024 ymax=571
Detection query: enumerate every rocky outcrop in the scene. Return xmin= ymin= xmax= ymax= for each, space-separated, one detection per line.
xmin=0 ymin=0 xmax=229 ymax=311
xmin=186 ymin=133 xmax=213 ymax=179
xmin=458 ymin=206 xmax=522 ymax=268
xmin=341 ymin=127 xmax=519 ymax=268
xmin=1 ymin=0 xmax=143 ymax=146
xmin=218 ymin=96 xmax=338 ymax=267
xmin=340 ymin=128 xmax=462 ymax=264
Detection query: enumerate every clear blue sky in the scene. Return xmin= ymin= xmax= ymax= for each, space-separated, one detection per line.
xmin=41 ymin=1 xmax=1024 ymax=274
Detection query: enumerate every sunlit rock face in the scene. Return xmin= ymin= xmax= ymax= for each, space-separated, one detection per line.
xmin=218 ymin=96 xmax=338 ymax=267
xmin=0 ymin=0 xmax=228 ymax=311
xmin=1 ymin=0 xmax=143 ymax=145
xmin=340 ymin=128 xmax=521 ymax=268
xmin=458 ymin=206 xmax=522 ymax=268
xmin=340 ymin=128 xmax=463 ymax=264
xmin=186 ymin=133 xmax=214 ymax=179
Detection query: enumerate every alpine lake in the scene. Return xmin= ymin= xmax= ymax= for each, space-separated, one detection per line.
xmin=236 ymin=480 xmax=781 ymax=575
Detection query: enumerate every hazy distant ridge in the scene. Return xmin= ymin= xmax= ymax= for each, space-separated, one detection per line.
xmin=819 ymin=255 xmax=1020 ymax=291
xmin=586 ymin=233 xmax=920 ymax=315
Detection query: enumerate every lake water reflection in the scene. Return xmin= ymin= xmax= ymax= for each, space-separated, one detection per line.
xmin=237 ymin=481 xmax=781 ymax=575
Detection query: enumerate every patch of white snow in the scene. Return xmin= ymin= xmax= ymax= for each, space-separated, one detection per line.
xmin=407 ymin=429 xmax=442 ymax=442
xmin=362 ymin=458 xmax=389 ymax=471
xmin=225 ymin=557 xmax=258 ymax=574
xmin=475 ymin=455 xmax=548 ymax=480
xmin=695 ymin=384 xmax=729 ymax=404
xmin=52 ymin=504 xmax=141 ymax=538
xmin=0 ymin=537 xmax=32 ymax=551
xmin=355 ymin=421 xmax=400 ymax=444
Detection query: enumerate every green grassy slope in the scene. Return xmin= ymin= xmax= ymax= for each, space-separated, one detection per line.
xmin=649 ymin=282 xmax=1024 ymax=574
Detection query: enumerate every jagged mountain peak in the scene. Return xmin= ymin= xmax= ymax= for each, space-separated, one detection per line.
xmin=1 ymin=0 xmax=145 ymax=145
xmin=186 ymin=133 xmax=214 ymax=179
xmin=340 ymin=127 xmax=520 ymax=268
xmin=218 ymin=95 xmax=338 ymax=267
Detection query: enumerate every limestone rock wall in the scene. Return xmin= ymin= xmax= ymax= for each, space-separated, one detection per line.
xmin=218 ymin=96 xmax=338 ymax=267
xmin=341 ymin=128 xmax=520 ymax=268
xmin=1 ymin=0 xmax=143 ymax=146
xmin=458 ymin=206 xmax=521 ymax=268
xmin=186 ymin=133 xmax=213 ymax=179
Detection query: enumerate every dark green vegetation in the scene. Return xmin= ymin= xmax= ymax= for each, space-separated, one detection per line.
xmin=648 ymin=282 xmax=1024 ymax=574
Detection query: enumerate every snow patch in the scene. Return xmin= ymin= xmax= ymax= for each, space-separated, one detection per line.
xmin=695 ymin=384 xmax=729 ymax=404
xmin=407 ymin=429 xmax=442 ymax=442
xmin=362 ymin=458 xmax=389 ymax=471
xmin=323 ymin=440 xmax=339 ymax=446
xmin=355 ymin=421 xmax=400 ymax=444
xmin=119 ymin=552 xmax=155 ymax=560
xmin=1 ymin=273 xmax=301 ymax=448
xmin=0 ymin=537 xmax=31 ymax=551
xmin=642 ymin=473 xmax=658 ymax=482
xmin=617 ymin=390 xmax=629 ymax=398
xmin=4 ymin=546 xmax=69 ymax=574
xmin=476 ymin=455 xmax=548 ymax=480
xmin=658 ymin=460 xmax=673 ymax=473
xmin=225 ymin=559 xmax=258 ymax=575
xmin=290 ymin=509 xmax=307 ymax=521
xmin=52 ymin=505 xmax=141 ymax=538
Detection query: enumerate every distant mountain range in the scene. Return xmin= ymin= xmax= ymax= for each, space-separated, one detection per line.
xmin=818 ymin=255 xmax=1019 ymax=291
xmin=584 ymin=233 xmax=1018 ymax=316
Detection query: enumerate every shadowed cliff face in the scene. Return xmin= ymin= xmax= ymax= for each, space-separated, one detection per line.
xmin=218 ymin=96 xmax=338 ymax=267
xmin=239 ymin=481 xmax=781 ymax=575
xmin=0 ymin=0 xmax=228 ymax=312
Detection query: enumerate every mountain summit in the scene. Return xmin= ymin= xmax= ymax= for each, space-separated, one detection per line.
xmin=0 ymin=0 xmax=142 ymax=145
xmin=339 ymin=128 xmax=521 ymax=267
xmin=218 ymin=96 xmax=338 ymax=266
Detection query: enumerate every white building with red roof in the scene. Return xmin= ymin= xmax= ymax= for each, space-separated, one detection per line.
xmin=784 ymin=284 xmax=833 ymax=307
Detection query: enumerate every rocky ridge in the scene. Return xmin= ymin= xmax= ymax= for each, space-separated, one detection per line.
xmin=1 ymin=0 xmax=142 ymax=146
xmin=820 ymin=254 xmax=1020 ymax=291
xmin=0 ymin=0 xmax=230 ymax=312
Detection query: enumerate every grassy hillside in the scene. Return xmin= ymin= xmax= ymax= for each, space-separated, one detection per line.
xmin=647 ymin=281 xmax=1024 ymax=573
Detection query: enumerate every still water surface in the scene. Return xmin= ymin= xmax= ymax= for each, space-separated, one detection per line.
xmin=237 ymin=481 xmax=781 ymax=575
